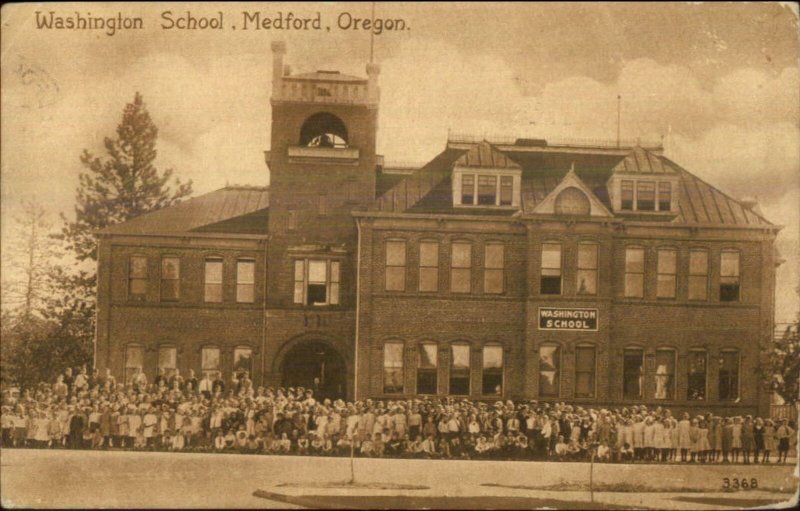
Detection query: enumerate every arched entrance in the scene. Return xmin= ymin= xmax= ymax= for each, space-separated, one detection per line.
xmin=280 ymin=341 xmax=346 ymax=401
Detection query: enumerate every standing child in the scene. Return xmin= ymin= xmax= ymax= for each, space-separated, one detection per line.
xmin=762 ymin=419 xmax=775 ymax=463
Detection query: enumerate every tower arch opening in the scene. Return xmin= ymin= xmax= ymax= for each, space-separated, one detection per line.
xmin=299 ymin=112 xmax=349 ymax=148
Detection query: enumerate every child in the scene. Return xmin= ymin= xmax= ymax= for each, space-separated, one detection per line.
xmin=776 ymin=419 xmax=794 ymax=464
xmin=762 ymin=419 xmax=775 ymax=463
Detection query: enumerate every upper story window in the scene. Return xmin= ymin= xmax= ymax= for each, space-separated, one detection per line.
xmin=656 ymin=248 xmax=677 ymax=298
xmin=236 ymin=259 xmax=255 ymax=303
xmin=500 ymin=176 xmax=513 ymax=206
xmin=624 ymin=246 xmax=645 ymax=298
xmin=294 ymin=259 xmax=340 ymax=306
xmin=688 ymin=249 xmax=709 ymax=300
xmin=477 ymin=175 xmax=497 ymax=205
xmin=658 ymin=182 xmax=672 ymax=211
xmin=720 ymin=250 xmax=740 ymax=302
xmin=419 ymin=240 xmax=439 ymax=292
xmin=450 ymin=241 xmax=472 ymax=293
xmin=204 ymin=257 xmax=223 ymax=303
xmin=618 ymin=178 xmax=674 ymax=212
xmin=484 ymin=242 xmax=504 ymax=294
xmin=160 ymin=256 xmax=180 ymax=301
xmin=129 ymin=255 xmax=148 ymax=299
xmin=540 ymin=242 xmax=562 ymax=295
xmin=577 ymin=242 xmax=598 ymax=295
xmin=385 ymin=240 xmax=407 ymax=292
xmin=636 ymin=181 xmax=656 ymax=211
xmin=621 ymin=180 xmax=634 ymax=210
xmin=455 ymin=171 xmax=520 ymax=208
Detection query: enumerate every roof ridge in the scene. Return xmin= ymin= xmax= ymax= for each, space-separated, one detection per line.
xmin=660 ymin=156 xmax=774 ymax=226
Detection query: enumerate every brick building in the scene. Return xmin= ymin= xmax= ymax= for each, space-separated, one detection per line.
xmin=95 ymin=42 xmax=782 ymax=416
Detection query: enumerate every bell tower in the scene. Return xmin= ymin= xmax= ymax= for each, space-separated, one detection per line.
xmin=265 ymin=40 xmax=380 ymax=309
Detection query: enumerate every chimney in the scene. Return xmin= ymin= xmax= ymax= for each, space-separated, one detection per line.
xmin=366 ymin=62 xmax=381 ymax=104
xmin=271 ymin=40 xmax=286 ymax=97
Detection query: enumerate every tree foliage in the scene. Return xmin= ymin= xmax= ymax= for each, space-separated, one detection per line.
xmin=766 ymin=324 xmax=800 ymax=406
xmin=0 ymin=197 xmax=60 ymax=317
xmin=3 ymin=93 xmax=192 ymax=388
xmin=60 ymin=92 xmax=192 ymax=262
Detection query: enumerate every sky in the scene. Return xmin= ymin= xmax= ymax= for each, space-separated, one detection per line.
xmin=1 ymin=2 xmax=799 ymax=322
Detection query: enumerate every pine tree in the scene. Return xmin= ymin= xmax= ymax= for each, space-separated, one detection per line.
xmin=60 ymin=92 xmax=192 ymax=261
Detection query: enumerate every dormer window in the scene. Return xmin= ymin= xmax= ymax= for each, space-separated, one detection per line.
xmin=454 ymin=170 xmax=521 ymax=208
xmin=616 ymin=178 xmax=674 ymax=213
xmin=658 ymin=182 xmax=672 ymax=211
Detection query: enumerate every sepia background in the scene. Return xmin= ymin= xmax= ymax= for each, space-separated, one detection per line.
xmin=2 ymin=2 xmax=798 ymax=322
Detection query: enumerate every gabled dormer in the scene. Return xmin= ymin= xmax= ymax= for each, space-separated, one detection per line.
xmin=606 ymin=146 xmax=680 ymax=219
xmin=530 ymin=165 xmax=613 ymax=218
xmin=451 ymin=141 xmax=522 ymax=209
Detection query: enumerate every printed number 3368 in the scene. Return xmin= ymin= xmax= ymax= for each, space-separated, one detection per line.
xmin=723 ymin=478 xmax=758 ymax=489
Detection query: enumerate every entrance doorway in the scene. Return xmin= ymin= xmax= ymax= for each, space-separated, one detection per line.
xmin=280 ymin=341 xmax=346 ymax=401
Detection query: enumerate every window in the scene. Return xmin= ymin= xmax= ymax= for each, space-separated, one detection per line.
xmin=129 ymin=255 xmax=147 ymax=299
xmin=623 ymin=348 xmax=644 ymax=399
xmin=575 ymin=345 xmax=596 ymax=398
xmin=540 ymin=242 xmax=562 ymax=295
xmin=459 ymin=173 xmax=517 ymax=207
xmin=484 ymin=243 xmax=504 ymax=294
xmin=656 ymin=248 xmax=677 ymax=298
xmin=688 ymin=249 xmax=709 ymax=300
xmin=658 ymin=182 xmax=672 ymax=211
xmin=293 ymin=259 xmax=340 ymax=306
xmin=161 ymin=256 xmax=180 ymax=301
xmin=416 ymin=342 xmax=438 ymax=394
xmin=719 ymin=350 xmax=739 ymax=401
xmin=233 ymin=347 xmax=253 ymax=374
xmin=654 ymin=349 xmax=675 ymax=400
xmin=621 ymin=180 xmax=634 ymax=210
xmin=461 ymin=174 xmax=475 ymax=205
xmin=450 ymin=242 xmax=472 ymax=293
xmin=287 ymin=210 xmax=297 ymax=231
xmin=624 ymin=247 xmax=645 ymax=298
xmin=158 ymin=346 xmax=177 ymax=378
xmin=385 ymin=240 xmax=407 ymax=291
xmin=204 ymin=258 xmax=223 ymax=303
xmin=449 ymin=344 xmax=471 ymax=395
xmin=419 ymin=241 xmax=439 ymax=292
xmin=687 ymin=350 xmax=707 ymax=400
xmin=720 ymin=250 xmax=740 ymax=302
xmin=482 ymin=345 xmax=503 ymax=395
xmin=201 ymin=347 xmax=220 ymax=379
xmin=538 ymin=345 xmax=560 ymax=397
xmin=577 ymin=242 xmax=598 ymax=295
xmin=236 ymin=259 xmax=255 ymax=303
xmin=318 ymin=195 xmax=327 ymax=216
xmin=124 ymin=344 xmax=144 ymax=385
xmin=554 ymin=187 xmax=591 ymax=216
xmin=500 ymin=176 xmax=514 ymax=206
xmin=477 ymin=175 xmax=497 ymax=205
xmin=636 ymin=181 xmax=655 ymax=211
xmin=383 ymin=342 xmax=404 ymax=394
